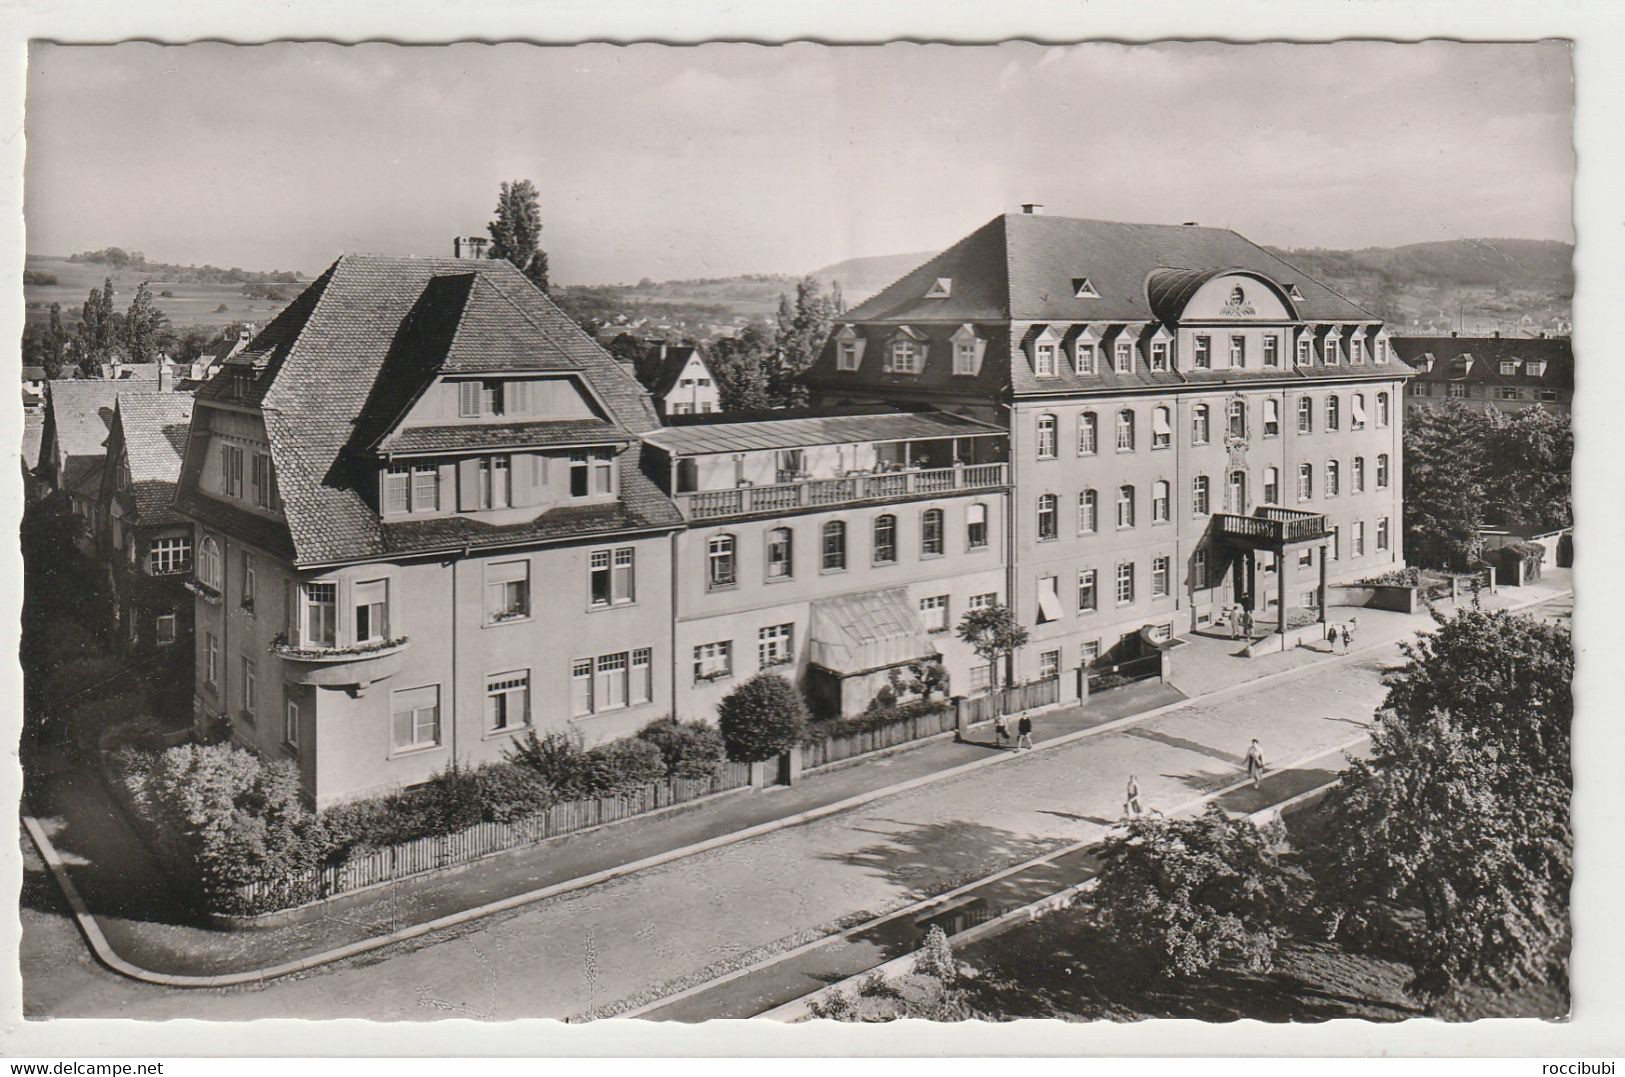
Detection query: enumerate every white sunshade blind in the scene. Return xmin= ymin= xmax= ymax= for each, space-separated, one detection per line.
xmin=1351 ymin=395 xmax=1368 ymax=424
xmin=1152 ymin=409 xmax=1172 ymax=437
xmin=1265 ymin=398 xmax=1280 ymax=423
xmin=1036 ymin=577 xmax=1063 ymax=623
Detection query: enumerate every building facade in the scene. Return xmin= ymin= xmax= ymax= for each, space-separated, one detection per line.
xmin=642 ymin=344 xmax=721 ymax=417
xmin=805 ymin=209 xmax=1412 ymax=701
xmin=1392 ymin=335 xmax=1572 ymax=415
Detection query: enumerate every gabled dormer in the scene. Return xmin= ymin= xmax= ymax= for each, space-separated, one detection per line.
xmin=1027 ymin=324 xmax=1065 ymax=378
xmin=832 ymin=324 xmax=867 ymax=372
xmin=1108 ymin=324 xmax=1143 ymax=374
xmin=1320 ymin=325 xmax=1345 ymax=365
xmin=1145 ymin=324 xmax=1175 ymax=372
xmin=881 ymin=325 xmax=930 ymax=374
xmin=1072 ymin=277 xmax=1100 ymax=299
xmin=949 ymin=323 xmax=987 ymax=377
xmin=1372 ymin=327 xmax=1392 ymax=365
xmin=1065 ymin=324 xmax=1101 ymax=375
xmin=924 ymin=277 xmax=953 ymax=299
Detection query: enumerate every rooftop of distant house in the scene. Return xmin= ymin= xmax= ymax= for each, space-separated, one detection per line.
xmin=1391 ymin=334 xmax=1572 ymax=388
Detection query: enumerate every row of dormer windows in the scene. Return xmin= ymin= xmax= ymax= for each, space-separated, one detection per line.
xmin=1034 ymin=392 xmax=1393 ymax=459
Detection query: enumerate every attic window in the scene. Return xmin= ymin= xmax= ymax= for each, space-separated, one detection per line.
xmin=1499 ymin=360 xmax=1521 ymax=376
xmin=230 ymin=369 xmax=252 ymax=399
xmin=925 ymin=278 xmax=952 ymax=299
xmin=1286 ymin=284 xmax=1305 ymax=300
xmin=1528 ymin=360 xmax=1548 ymax=377
xmin=1072 ymin=278 xmax=1100 ymax=299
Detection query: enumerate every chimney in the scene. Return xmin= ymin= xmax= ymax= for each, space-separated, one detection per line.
xmin=1493 ymin=330 xmax=1501 ymax=338
xmin=239 ymin=324 xmax=253 ymax=342
xmin=1021 ymin=203 xmax=1044 ymax=215
xmin=1451 ymin=330 xmax=1458 ymax=338
xmin=453 ymin=235 xmax=489 ymax=260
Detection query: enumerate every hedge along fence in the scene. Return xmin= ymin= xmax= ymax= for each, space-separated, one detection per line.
xmin=230 ymin=762 xmax=755 ymax=911
xmin=800 ymin=701 xmax=960 ymax=772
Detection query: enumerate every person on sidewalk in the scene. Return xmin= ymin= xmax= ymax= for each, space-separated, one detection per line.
xmin=1124 ymin=775 xmax=1143 ymax=819
xmin=1016 ymin=711 xmax=1034 ymax=750
xmin=1230 ymin=608 xmax=1242 ymax=640
xmin=1340 ymin=623 xmax=1352 ymax=652
xmin=993 ymin=713 xmax=1011 ymax=749
xmin=1244 ymin=738 xmax=1267 ymax=788
xmin=1242 ymin=608 xmax=1255 ymax=640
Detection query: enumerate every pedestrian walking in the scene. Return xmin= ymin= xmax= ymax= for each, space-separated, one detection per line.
xmin=1339 ymin=623 xmax=1352 ymax=652
xmin=1124 ymin=775 xmax=1143 ymax=818
xmin=1016 ymin=711 xmax=1034 ymax=750
xmin=1244 ymin=738 xmax=1267 ymax=788
xmin=1242 ymin=608 xmax=1255 ymax=639
xmin=993 ymin=713 xmax=1010 ymax=749
xmin=1230 ymin=608 xmax=1241 ymax=640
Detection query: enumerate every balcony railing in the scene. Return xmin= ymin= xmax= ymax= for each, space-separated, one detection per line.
xmin=675 ymin=463 xmax=1009 ymax=521
xmin=1212 ymin=509 xmax=1329 ymax=548
xmin=272 ymin=633 xmax=411 ymax=695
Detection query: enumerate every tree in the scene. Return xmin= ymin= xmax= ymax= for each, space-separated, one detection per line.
xmin=42 ymin=303 xmax=67 ymax=378
xmin=123 ymin=281 xmax=166 ymax=365
xmin=1083 ymin=805 xmax=1296 ymax=982
xmin=487 ymin=178 xmax=550 ymax=293
xmin=768 ymin=275 xmax=840 ymax=407
xmin=1483 ymin=407 xmax=1572 ymax=533
xmin=76 ymin=277 xmax=118 ymax=376
xmin=956 ymin=603 xmax=1029 ymax=692
xmin=1403 ymin=402 xmax=1491 ymax=569
xmin=1311 ymin=609 xmax=1572 ymax=1001
xmin=715 ymin=673 xmax=810 ymax=763
xmin=706 ymin=324 xmax=774 ymax=412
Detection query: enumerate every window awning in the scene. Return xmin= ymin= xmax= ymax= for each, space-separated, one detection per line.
xmin=809 ymin=587 xmax=936 ymax=676
xmin=1036 ymin=577 xmax=1063 ymax=624
xmin=1351 ymin=395 xmax=1368 ymax=423
xmin=1152 ymin=409 xmax=1172 ymax=437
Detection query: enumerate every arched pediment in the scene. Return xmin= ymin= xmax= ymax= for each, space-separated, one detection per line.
xmin=1144 ymin=267 xmax=1298 ymax=324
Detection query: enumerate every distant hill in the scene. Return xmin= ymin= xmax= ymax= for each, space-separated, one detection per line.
xmin=806 ymin=251 xmax=940 ymax=302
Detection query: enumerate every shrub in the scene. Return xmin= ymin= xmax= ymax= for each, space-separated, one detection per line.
xmin=716 ymin=673 xmax=810 ymax=762
xmin=637 ymin=717 xmax=724 ymax=780
xmin=475 ymin=761 xmax=556 ymax=822
xmin=912 ymin=925 xmax=958 ymax=983
xmin=574 ymin=738 xmax=667 ymax=797
xmin=808 ymin=698 xmax=949 ymax=742
xmin=505 ymin=729 xmax=584 ymax=790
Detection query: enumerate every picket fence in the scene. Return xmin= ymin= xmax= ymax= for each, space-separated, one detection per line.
xmin=801 ymin=705 xmax=960 ymax=771
xmin=953 ymin=677 xmax=1062 ymax=727
xmin=233 ymin=761 xmax=754 ymax=910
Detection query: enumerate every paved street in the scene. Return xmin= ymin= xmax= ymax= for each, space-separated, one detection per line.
xmin=23 ymin=635 xmax=1403 ymax=1021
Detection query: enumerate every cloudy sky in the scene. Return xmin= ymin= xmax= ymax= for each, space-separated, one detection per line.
xmin=24 ymin=41 xmax=1573 ymax=284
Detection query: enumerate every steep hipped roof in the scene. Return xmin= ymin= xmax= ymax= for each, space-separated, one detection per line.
xmin=1392 ymin=336 xmax=1572 ymax=389
xmin=114 ymin=392 xmax=195 ymax=527
xmin=844 ymin=213 xmax=1374 ymax=324
xmin=184 ymin=254 xmax=673 ymax=566
xmin=43 ymin=380 xmax=129 ymax=489
xmin=21 ymin=411 xmax=44 ymax=472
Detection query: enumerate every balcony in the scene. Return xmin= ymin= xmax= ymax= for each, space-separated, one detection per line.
xmin=272 ymin=634 xmax=410 ymax=696
xmin=1211 ymin=507 xmax=1330 ymax=550
xmin=674 ymin=463 xmax=1010 ymax=521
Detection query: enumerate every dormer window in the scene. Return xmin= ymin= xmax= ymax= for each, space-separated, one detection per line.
xmin=1074 ymin=341 xmax=1096 ymax=375
xmin=833 ymin=325 xmax=867 ymax=371
xmin=1323 ymin=335 xmax=1340 ymax=365
xmin=890 ymin=339 xmax=920 ymax=374
xmin=1193 ymin=336 xmax=1211 ymax=369
xmin=925 ymin=277 xmax=952 ymax=298
xmin=1287 ymin=284 xmax=1305 ymax=300
xmin=458 ymin=380 xmax=506 ymax=418
xmin=1296 ymin=336 xmax=1312 ymax=367
xmin=1114 ymin=337 xmax=1135 ymax=374
xmin=838 ymin=341 xmax=860 ymax=370
xmin=1073 ymin=277 xmax=1100 ymax=299
xmin=1375 ymin=337 xmax=1389 ymax=364
xmin=1500 ymin=360 xmax=1521 ymax=375
xmin=1150 ymin=341 xmax=1169 ymax=371
xmin=570 ymin=449 xmax=615 ymax=497
xmin=1528 ymin=360 xmax=1548 ymax=377
xmin=1035 ymin=342 xmax=1057 ymax=377
xmin=230 ymin=369 xmax=252 ymax=399
xmin=1352 ymin=337 xmax=1367 ymax=364
xmin=950 ymin=323 xmax=983 ymax=377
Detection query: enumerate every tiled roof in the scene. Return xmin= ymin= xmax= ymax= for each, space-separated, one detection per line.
xmin=644 ymin=346 xmax=702 ymax=397
xmin=190 ymin=254 xmax=671 ymax=567
xmin=46 ymin=380 xmax=126 ymax=460
xmin=21 ymin=411 xmax=44 ymax=471
xmin=379 ymin=418 xmax=626 ymax=455
xmin=22 ymin=365 xmax=48 ymax=382
xmin=1391 ymin=336 xmax=1572 ymax=388
xmin=642 ymin=410 xmax=1005 ymax=456
xmin=114 ymin=392 xmax=195 ymax=527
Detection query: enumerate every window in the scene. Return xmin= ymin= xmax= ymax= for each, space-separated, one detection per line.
xmin=953 ymin=340 xmax=975 ymax=375
xmin=392 ymin=685 xmax=441 ymax=751
xmin=220 ymin=444 xmax=244 ymax=499
xmin=1192 ymin=475 xmax=1211 ymax=516
xmin=1192 ymin=404 xmax=1210 ymax=445
xmin=1377 ymin=517 xmax=1390 ymax=551
xmin=1376 ymin=392 xmax=1390 ymax=427
xmin=1263 ymin=336 xmax=1279 ymax=367
xmin=1116 ymin=562 xmax=1135 ymax=605
xmin=1448 ymin=383 xmax=1468 ymax=399
xmin=1074 ymin=343 xmax=1097 ymax=375
xmin=1297 ymin=397 xmax=1313 ymax=434
xmin=1227 ymin=400 xmax=1247 ymax=439
xmin=284 ymin=695 xmax=300 ymax=748
xmin=570 ymin=450 xmax=614 ymax=497
xmin=197 ymin=536 xmax=221 ymax=587
xmin=1299 ymin=547 xmax=1314 ymax=568
xmin=1116 ymin=485 xmax=1135 ymax=529
xmin=1039 ymin=650 xmax=1061 ymax=682
xmin=759 ymin=624 xmax=794 ymax=668
xmin=488 ymin=560 xmax=531 ymax=620
xmin=1352 ymin=456 xmax=1366 ymax=493
xmin=156 ymin=613 xmax=177 ymax=645
xmin=1116 ymin=409 xmax=1135 ymax=451
xmin=1152 ymin=406 xmax=1172 ymax=449
xmin=1152 ymin=556 xmax=1170 ymax=598
xmin=1229 ymin=335 xmax=1246 ymax=367
xmin=481 ymin=380 xmax=506 ymax=416
xmin=822 ymin=520 xmax=847 ymax=571
xmin=1194 ymin=548 xmax=1210 ymax=590
xmin=1193 ymin=336 xmax=1211 ymax=369
xmin=385 ymin=460 xmax=410 ymax=513
xmin=970 ymin=664 xmax=992 ymax=691
xmin=969 ymin=592 xmax=997 ymax=610
xmin=1326 ymin=460 xmax=1340 ymax=498
xmin=920 ymin=595 xmax=950 ymax=633
xmin=242 ymin=657 xmax=257 ymax=718
xmin=838 ymin=341 xmax=860 ymax=371
xmin=1297 ymin=464 xmax=1313 ymax=501
xmin=694 ymin=641 xmax=732 ymax=682
xmin=1114 ymin=340 xmax=1133 ymax=373
xmin=766 ymin=528 xmax=794 ymax=580
xmin=1326 ymin=395 xmax=1341 ymax=431
xmin=353 ymin=580 xmax=388 ymax=644
xmin=1036 ymin=575 xmax=1062 ymax=624
xmin=1496 ymin=386 xmax=1521 ymax=401
xmin=890 ymin=339 xmax=920 ymax=373
xmin=1351 ymin=393 xmax=1368 ymax=430
xmin=1077 ymin=412 xmax=1098 ymax=455
xmin=1332 ymin=526 xmax=1342 ymax=561
xmin=1539 ymin=389 xmax=1558 ymax=402
xmin=1263 ymin=398 xmax=1280 ymax=437
xmin=481 ymin=456 xmax=511 ymax=509
xmin=1376 ymin=338 xmax=1389 ymax=364
xmin=1035 ymin=342 xmax=1057 ymax=377
xmin=1077 ymin=569 xmax=1098 ymax=613
xmin=873 ymin=514 xmax=897 ymax=564
xmin=635 ymin=651 xmax=657 ymax=704
xmin=304 ymin=582 xmax=336 ymax=647
xmin=1036 ymin=415 xmax=1058 ymax=459
xmin=1353 ymin=337 xmax=1367 ymax=364
xmin=1150 ymin=341 xmax=1169 ymax=371
xmin=458 ymin=381 xmax=481 ymax=418
xmin=921 ymin=509 xmax=944 ymax=556
xmin=1081 ymin=640 xmax=1101 ymax=666
xmin=1078 ymin=489 xmax=1098 ymax=534
xmin=1376 ymin=454 xmax=1390 ymax=489
xmin=966 ymin=504 xmax=988 ymax=549
xmin=1354 ymin=521 xmax=1366 ymax=557
xmin=1152 ymin=481 xmax=1170 ymax=523
xmin=205 ymin=632 xmax=218 ymax=688
xmin=488 ymin=670 xmax=531 ymax=729
xmin=1324 ymin=337 xmax=1339 ymax=364
xmin=251 ymin=452 xmax=272 ymax=509
xmin=707 ymin=534 xmax=737 ymax=589
xmin=1296 ymin=337 xmax=1312 ymax=366
xmin=1529 ymin=361 xmax=1548 ymax=377
xmin=412 ymin=464 xmax=439 ymax=512
xmin=1036 ymin=494 xmax=1058 ymax=541
xmin=149 ymin=536 xmax=192 ymax=575
xmin=1263 ymin=466 xmax=1279 ymax=505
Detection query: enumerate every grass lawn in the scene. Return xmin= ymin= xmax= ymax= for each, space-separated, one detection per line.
xmin=23 ymin=255 xmax=299 ymax=328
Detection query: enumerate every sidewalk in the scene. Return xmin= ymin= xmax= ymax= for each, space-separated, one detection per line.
xmin=25 ymin=579 xmax=1568 ymax=989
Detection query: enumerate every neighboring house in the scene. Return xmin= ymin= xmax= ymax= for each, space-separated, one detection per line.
xmin=641 ymin=344 xmax=721 ymax=417
xmin=176 ymin=254 xmax=683 ymax=808
xmin=176 ymin=326 xmax=254 ymax=391
xmin=1392 ymin=335 xmax=1572 ymax=415
xmin=97 ymin=393 xmax=198 ymax=655
xmin=22 ymin=365 xmax=47 ymax=410
xmin=803 ymin=207 xmax=1412 ymax=702
xmin=37 ymin=380 xmax=133 ymax=555
xmin=21 ymin=411 xmax=46 ymax=503
xmin=642 ymin=410 xmax=1011 ymax=719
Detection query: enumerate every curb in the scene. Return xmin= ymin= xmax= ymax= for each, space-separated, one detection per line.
xmin=26 ymin=587 xmax=1566 ymax=990
xmin=752 ymin=746 xmax=1359 ymax=1023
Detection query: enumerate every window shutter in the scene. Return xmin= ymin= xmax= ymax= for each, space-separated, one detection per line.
xmin=917 ymin=339 xmax=931 ymax=368
xmin=458 ymin=382 xmax=481 ymax=418
xmin=510 ymin=453 xmax=542 ymax=507
xmin=971 ymin=337 xmax=987 ymax=375
xmin=457 ymin=457 xmax=481 ymax=510
xmin=507 ymin=381 xmax=529 ymax=415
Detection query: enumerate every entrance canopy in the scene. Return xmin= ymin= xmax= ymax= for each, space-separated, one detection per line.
xmin=809 ymin=587 xmax=937 ymax=676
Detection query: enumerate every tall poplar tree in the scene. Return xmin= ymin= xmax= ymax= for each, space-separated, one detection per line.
xmin=123 ymin=281 xmax=165 ymax=365
xmin=487 ymin=179 xmax=551 ymax=293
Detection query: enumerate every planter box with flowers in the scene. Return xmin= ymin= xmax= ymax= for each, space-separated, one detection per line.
xmin=185 ymin=578 xmax=223 ymax=605
xmin=270 ymin=633 xmax=411 ymax=694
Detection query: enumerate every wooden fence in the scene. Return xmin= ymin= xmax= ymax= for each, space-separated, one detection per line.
xmin=232 ymin=760 xmax=754 ymax=909
xmin=952 ymin=677 xmax=1062 ymax=727
xmin=801 ymin=705 xmax=960 ymax=771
